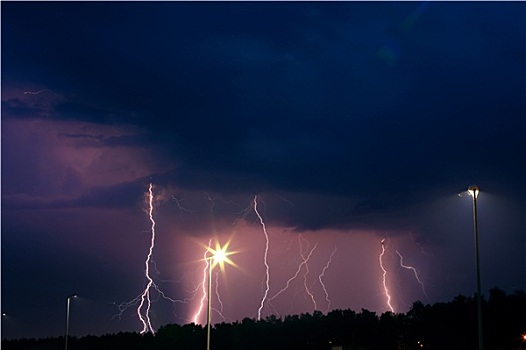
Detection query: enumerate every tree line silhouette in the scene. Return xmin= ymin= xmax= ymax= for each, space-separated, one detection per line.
xmin=3 ymin=288 xmax=525 ymax=350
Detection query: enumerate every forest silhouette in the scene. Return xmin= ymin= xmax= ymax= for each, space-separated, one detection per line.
xmin=3 ymin=288 xmax=525 ymax=350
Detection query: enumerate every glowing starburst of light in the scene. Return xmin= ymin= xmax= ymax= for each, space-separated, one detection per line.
xmin=379 ymin=239 xmax=394 ymax=312
xmin=396 ymin=250 xmax=428 ymax=299
xmin=207 ymin=239 xmax=236 ymax=271
xmin=253 ymin=196 xmax=271 ymax=321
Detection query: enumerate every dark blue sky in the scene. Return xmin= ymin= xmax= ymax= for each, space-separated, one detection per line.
xmin=2 ymin=1 xmax=525 ymax=340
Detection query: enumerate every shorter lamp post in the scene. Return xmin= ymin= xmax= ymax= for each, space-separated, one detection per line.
xmin=65 ymin=294 xmax=77 ymax=350
xmin=206 ymin=241 xmax=235 ymax=350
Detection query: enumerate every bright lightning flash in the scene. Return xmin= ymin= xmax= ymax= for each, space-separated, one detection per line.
xmin=379 ymin=239 xmax=394 ymax=312
xmin=192 ymin=239 xmax=212 ymax=325
xmin=299 ymin=235 xmax=318 ymax=311
xmin=396 ymin=250 xmax=428 ymax=299
xmin=266 ymin=234 xmax=318 ymax=315
xmin=253 ymin=196 xmax=271 ymax=321
xmin=319 ymin=246 xmax=337 ymax=313
xmin=114 ymin=183 xmax=183 ymax=334
xmin=136 ymin=183 xmax=158 ymax=333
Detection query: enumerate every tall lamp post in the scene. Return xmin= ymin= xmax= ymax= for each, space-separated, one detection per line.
xmin=467 ymin=185 xmax=483 ymax=350
xmin=205 ymin=241 xmax=234 ymax=350
xmin=2 ymin=312 xmax=7 ymax=339
xmin=65 ymin=294 xmax=77 ymax=350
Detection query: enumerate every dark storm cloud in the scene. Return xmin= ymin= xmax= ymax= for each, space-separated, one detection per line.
xmin=3 ymin=1 xmax=525 ymax=228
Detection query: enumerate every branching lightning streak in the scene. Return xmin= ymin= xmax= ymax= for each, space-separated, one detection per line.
xmin=379 ymin=239 xmax=394 ymax=312
xmin=267 ymin=235 xmax=318 ymax=314
xmin=192 ymin=239 xmax=211 ymax=325
xmin=214 ymin=270 xmax=226 ymax=322
xmin=171 ymin=195 xmax=194 ymax=213
xmin=299 ymin=236 xmax=318 ymax=311
xmin=135 ymin=183 xmax=157 ymax=334
xmin=205 ymin=193 xmax=245 ymax=217
xmin=396 ymin=250 xmax=428 ymax=298
xmin=318 ymin=246 xmax=337 ymax=313
xmin=410 ymin=233 xmax=432 ymax=256
xmin=275 ymin=194 xmax=294 ymax=206
xmin=114 ymin=183 xmax=187 ymax=333
xmin=253 ymin=195 xmax=271 ymax=321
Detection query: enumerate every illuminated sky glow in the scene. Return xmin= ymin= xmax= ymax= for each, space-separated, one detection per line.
xmin=2 ymin=1 xmax=524 ymax=340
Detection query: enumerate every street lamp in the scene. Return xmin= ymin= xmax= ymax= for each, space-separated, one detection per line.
xmin=206 ymin=241 xmax=234 ymax=350
xmin=65 ymin=294 xmax=77 ymax=350
xmin=467 ymin=185 xmax=483 ymax=350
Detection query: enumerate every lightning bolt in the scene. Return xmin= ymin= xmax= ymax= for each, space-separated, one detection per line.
xmin=171 ymin=195 xmax=194 ymax=213
xmin=114 ymin=183 xmax=185 ymax=334
xmin=190 ymin=195 xmax=240 ymax=325
xmin=299 ymin=235 xmax=318 ymax=311
xmin=213 ymin=270 xmax=227 ymax=322
xmin=267 ymin=234 xmax=318 ymax=315
xmin=190 ymin=194 xmax=226 ymax=325
xmin=379 ymin=239 xmax=394 ymax=312
xmin=135 ymin=183 xmax=158 ymax=334
xmin=275 ymin=194 xmax=294 ymax=206
xmin=192 ymin=239 xmax=212 ymax=325
xmin=253 ymin=195 xmax=271 ymax=321
xmin=319 ymin=246 xmax=337 ymax=313
xmin=396 ymin=250 xmax=428 ymax=299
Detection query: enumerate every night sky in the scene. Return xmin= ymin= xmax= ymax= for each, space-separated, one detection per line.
xmin=2 ymin=1 xmax=525 ymax=340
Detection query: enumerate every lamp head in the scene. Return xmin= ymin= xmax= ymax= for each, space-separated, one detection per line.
xmin=207 ymin=240 xmax=236 ymax=272
xmin=213 ymin=249 xmax=227 ymax=264
xmin=467 ymin=185 xmax=480 ymax=199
